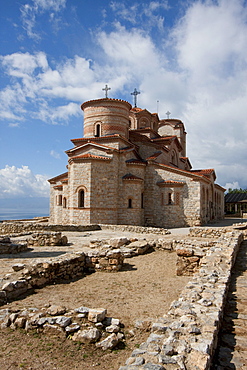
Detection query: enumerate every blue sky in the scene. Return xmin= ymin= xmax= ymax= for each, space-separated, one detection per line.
xmin=0 ymin=0 xmax=247 ymax=203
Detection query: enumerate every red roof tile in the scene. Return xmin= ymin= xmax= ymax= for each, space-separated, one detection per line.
xmin=69 ymin=154 xmax=112 ymax=161
xmin=48 ymin=172 xmax=68 ymax=183
xmin=146 ymin=152 xmax=162 ymax=160
xmin=53 ymin=185 xmax=63 ymax=190
xmin=157 ymin=180 xmax=185 ymax=187
xmin=126 ymin=158 xmax=146 ymax=165
xmin=81 ymin=98 xmax=132 ymax=111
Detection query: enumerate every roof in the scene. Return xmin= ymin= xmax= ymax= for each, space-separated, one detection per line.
xmin=191 ymin=169 xmax=216 ymax=181
xmin=126 ymin=158 xmax=146 ymax=165
xmin=157 ymin=180 xmax=185 ymax=187
xmin=225 ymin=193 xmax=247 ymax=203
xmin=71 ymin=134 xmax=132 ymax=147
xmin=48 ymin=172 xmax=68 ymax=184
xmin=146 ymin=152 xmax=162 ymax=160
xmin=81 ymin=98 xmax=132 ymax=111
xmin=131 ymin=107 xmax=143 ymax=112
xmin=154 ymin=163 xmax=212 ymax=183
xmin=151 ymin=136 xmax=183 ymax=152
xmin=66 ymin=142 xmax=115 ymax=155
xmin=122 ymin=173 xmax=143 ymax=181
xmin=68 ymin=154 xmax=112 ymax=162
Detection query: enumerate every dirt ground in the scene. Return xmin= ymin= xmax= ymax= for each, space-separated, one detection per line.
xmin=0 ymin=229 xmax=190 ymax=370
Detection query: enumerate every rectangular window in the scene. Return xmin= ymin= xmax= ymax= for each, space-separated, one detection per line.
xmin=57 ymin=194 xmax=62 ymax=206
xmin=161 ymin=192 xmax=164 ymax=206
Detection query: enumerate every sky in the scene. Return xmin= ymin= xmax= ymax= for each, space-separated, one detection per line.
xmin=0 ymin=0 xmax=247 ymax=205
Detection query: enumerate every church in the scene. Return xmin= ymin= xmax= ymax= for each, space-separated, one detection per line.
xmin=48 ymin=91 xmax=225 ymax=228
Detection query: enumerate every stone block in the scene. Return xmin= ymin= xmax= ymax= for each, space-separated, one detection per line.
xmin=88 ymin=308 xmax=107 ymax=323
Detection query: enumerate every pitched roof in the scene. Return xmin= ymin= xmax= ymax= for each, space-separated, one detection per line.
xmin=69 ymin=154 xmax=112 ymax=162
xmin=48 ymin=172 xmax=68 ymax=184
xmin=146 ymin=152 xmax=162 ymax=160
xmin=71 ymin=134 xmax=132 ymax=146
xmin=153 ymin=163 xmax=212 ymax=183
xmin=66 ymin=142 xmax=115 ymax=155
xmin=225 ymin=193 xmax=247 ymax=203
xmin=191 ymin=169 xmax=216 ymax=181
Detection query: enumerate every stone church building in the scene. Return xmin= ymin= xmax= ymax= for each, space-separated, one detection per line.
xmin=48 ymin=97 xmax=225 ymax=228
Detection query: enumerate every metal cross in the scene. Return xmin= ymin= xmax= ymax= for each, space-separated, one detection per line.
xmin=166 ymin=111 xmax=171 ymax=119
xmin=131 ymin=88 xmax=140 ymax=108
xmin=102 ymin=84 xmax=111 ymax=98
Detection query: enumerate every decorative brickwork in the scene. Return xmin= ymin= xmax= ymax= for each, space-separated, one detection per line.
xmin=48 ymin=98 xmax=225 ymax=227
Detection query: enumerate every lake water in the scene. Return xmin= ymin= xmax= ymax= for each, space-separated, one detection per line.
xmin=0 ymin=208 xmax=49 ymax=221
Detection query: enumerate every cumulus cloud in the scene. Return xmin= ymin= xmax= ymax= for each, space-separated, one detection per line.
xmin=1 ymin=0 xmax=247 ymax=188
xmin=224 ymin=182 xmax=241 ymax=191
xmin=0 ymin=165 xmax=49 ymax=198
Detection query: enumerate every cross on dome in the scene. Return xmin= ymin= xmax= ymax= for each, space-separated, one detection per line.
xmin=102 ymin=84 xmax=111 ymax=98
xmin=131 ymin=88 xmax=140 ymax=108
xmin=166 ymin=111 xmax=171 ymax=119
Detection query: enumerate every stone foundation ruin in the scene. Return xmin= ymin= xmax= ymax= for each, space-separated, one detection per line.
xmin=0 ymin=220 xmax=246 ymax=370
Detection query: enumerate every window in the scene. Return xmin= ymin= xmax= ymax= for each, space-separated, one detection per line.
xmin=78 ymin=189 xmax=85 ymax=208
xmin=57 ymin=194 xmax=62 ymax=206
xmin=63 ymin=197 xmax=67 ymax=208
xmin=95 ymin=123 xmax=101 ymax=137
xmin=141 ymin=193 xmax=144 ymax=209
xmin=168 ymin=192 xmax=173 ymax=205
xmin=128 ymin=198 xmax=132 ymax=208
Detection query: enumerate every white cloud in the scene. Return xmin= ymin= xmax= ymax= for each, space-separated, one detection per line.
xmin=0 ymin=165 xmax=49 ymax=198
xmin=50 ymin=150 xmax=61 ymax=159
xmin=1 ymin=0 xmax=247 ymax=189
xmin=109 ymin=1 xmax=169 ymax=31
xmin=224 ymin=182 xmax=240 ymax=191
xmin=20 ymin=0 xmax=66 ymax=39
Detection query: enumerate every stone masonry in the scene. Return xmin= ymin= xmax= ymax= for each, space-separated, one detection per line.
xmin=48 ymin=97 xmax=225 ymax=228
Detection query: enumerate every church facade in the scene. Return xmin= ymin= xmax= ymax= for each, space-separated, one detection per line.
xmin=48 ymin=97 xmax=225 ymax=228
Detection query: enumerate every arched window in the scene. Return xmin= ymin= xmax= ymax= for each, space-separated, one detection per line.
xmin=78 ymin=189 xmax=85 ymax=208
xmin=128 ymin=198 xmax=132 ymax=208
xmin=95 ymin=123 xmax=101 ymax=137
xmin=63 ymin=197 xmax=67 ymax=208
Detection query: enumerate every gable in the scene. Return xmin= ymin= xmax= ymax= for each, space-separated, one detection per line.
xmin=66 ymin=142 xmax=114 ymax=158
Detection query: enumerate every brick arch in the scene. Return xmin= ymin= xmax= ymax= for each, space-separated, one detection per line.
xmin=76 ymin=186 xmax=88 ymax=208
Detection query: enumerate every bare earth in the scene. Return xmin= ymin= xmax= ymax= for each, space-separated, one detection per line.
xmin=0 ymin=229 xmax=190 ymax=370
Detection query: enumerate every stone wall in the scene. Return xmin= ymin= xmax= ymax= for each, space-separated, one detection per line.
xmin=0 ymin=249 xmax=124 ymax=306
xmin=175 ymin=239 xmax=216 ymax=276
xmin=27 ymin=232 xmax=68 ymax=247
xmin=0 ymin=237 xmax=28 ymax=254
xmin=0 ymin=221 xmax=100 ymax=236
xmin=120 ymin=230 xmax=244 ymax=370
xmin=0 ymin=304 xmax=124 ymax=351
xmin=99 ymin=224 xmax=170 ymax=235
